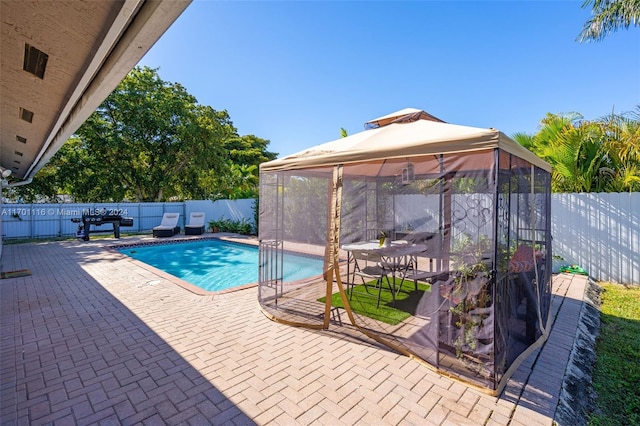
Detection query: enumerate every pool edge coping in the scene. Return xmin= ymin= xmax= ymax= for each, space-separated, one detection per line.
xmin=105 ymin=234 xmax=260 ymax=296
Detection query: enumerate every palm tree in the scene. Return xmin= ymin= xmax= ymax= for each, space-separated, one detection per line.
xmin=598 ymin=107 xmax=640 ymax=191
xmin=514 ymin=113 xmax=611 ymax=192
xmin=579 ymin=0 xmax=640 ymax=42
xmin=227 ymin=163 xmax=259 ymax=199
xmin=514 ymin=109 xmax=640 ymax=192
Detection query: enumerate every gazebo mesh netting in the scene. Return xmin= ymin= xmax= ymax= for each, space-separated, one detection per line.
xmin=258 ymin=110 xmax=552 ymax=393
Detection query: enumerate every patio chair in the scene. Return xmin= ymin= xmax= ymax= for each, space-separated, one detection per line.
xmin=393 ymin=232 xmax=440 ymax=272
xmin=185 ymin=212 xmax=205 ymax=235
xmin=350 ymin=249 xmax=394 ymax=308
xmin=153 ymin=213 xmax=180 ymax=237
xmin=402 ymin=269 xmax=449 ymax=293
xmin=381 ymin=242 xmax=439 ymax=295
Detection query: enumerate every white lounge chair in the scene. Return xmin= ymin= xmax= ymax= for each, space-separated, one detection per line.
xmin=185 ymin=212 xmax=205 ymax=235
xmin=153 ymin=213 xmax=180 ymax=237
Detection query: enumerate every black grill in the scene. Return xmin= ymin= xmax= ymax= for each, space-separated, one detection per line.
xmin=71 ymin=213 xmax=133 ymax=241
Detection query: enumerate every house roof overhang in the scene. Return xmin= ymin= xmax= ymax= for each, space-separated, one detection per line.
xmin=0 ymin=0 xmax=191 ymax=181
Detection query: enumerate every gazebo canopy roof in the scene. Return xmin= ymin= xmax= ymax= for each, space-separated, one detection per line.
xmin=261 ymin=110 xmax=551 ymax=173
xmin=365 ymin=107 xmax=445 ymax=128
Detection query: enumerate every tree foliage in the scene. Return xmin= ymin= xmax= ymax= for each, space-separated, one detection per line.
xmin=10 ymin=67 xmax=277 ymax=203
xmin=513 ymin=108 xmax=640 ymax=193
xmin=579 ymin=0 xmax=640 ymax=42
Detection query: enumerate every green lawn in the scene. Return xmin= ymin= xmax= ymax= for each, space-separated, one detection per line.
xmin=319 ymin=279 xmax=432 ymax=325
xmin=589 ymin=283 xmax=640 ymax=426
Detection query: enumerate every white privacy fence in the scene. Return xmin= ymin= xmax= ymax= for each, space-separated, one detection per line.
xmin=0 ymin=199 xmax=255 ymax=240
xmin=0 ymin=194 xmax=638 ymax=284
xmin=392 ymin=193 xmax=639 ymax=284
xmin=551 ymin=193 xmax=639 ymax=285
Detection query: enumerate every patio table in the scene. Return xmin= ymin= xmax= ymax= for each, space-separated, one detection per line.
xmin=341 ymin=241 xmax=428 ymax=296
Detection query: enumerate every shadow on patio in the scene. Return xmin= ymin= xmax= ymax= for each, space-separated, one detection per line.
xmin=0 ymin=241 xmax=255 ymax=425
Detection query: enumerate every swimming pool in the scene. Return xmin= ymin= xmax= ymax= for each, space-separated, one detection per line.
xmin=117 ymin=239 xmax=324 ymax=292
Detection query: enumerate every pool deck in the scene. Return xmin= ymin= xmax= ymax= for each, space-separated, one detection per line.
xmin=0 ymin=233 xmax=589 ymax=425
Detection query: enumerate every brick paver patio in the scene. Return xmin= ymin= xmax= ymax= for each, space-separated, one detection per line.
xmin=0 ymin=236 xmax=589 ymax=425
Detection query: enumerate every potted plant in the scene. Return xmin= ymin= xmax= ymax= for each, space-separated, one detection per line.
xmin=446 ymin=235 xmax=493 ymax=360
xmin=208 ymin=218 xmax=223 ymax=233
xmin=378 ymin=231 xmax=389 ymax=247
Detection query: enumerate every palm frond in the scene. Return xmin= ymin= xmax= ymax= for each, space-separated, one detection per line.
xmin=578 ymin=0 xmax=640 ymax=42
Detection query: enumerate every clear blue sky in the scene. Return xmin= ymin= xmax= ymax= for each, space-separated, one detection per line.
xmin=138 ymin=1 xmax=640 ymax=158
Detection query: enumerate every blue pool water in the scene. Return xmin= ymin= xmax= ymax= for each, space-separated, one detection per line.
xmin=118 ymin=239 xmax=324 ymax=292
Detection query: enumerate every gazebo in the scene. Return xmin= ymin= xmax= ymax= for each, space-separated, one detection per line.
xmin=257 ymin=109 xmax=552 ymax=394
